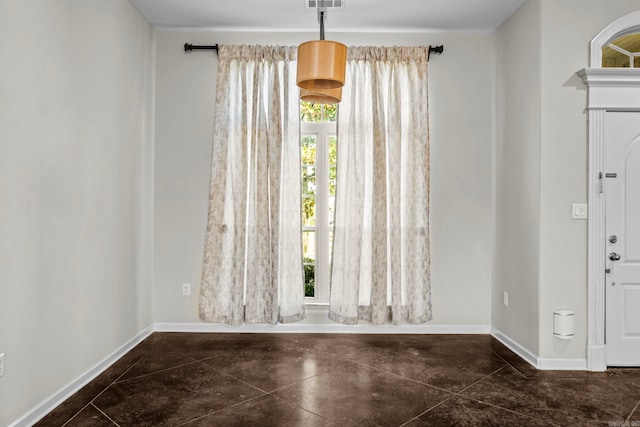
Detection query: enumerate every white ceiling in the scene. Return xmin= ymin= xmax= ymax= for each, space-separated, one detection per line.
xmin=129 ymin=0 xmax=527 ymax=32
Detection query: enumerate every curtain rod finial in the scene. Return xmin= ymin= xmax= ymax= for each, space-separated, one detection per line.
xmin=428 ymin=45 xmax=444 ymax=60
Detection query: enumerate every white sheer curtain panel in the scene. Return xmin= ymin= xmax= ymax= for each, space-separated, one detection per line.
xmin=200 ymin=45 xmax=305 ymax=325
xmin=329 ymin=46 xmax=432 ymax=325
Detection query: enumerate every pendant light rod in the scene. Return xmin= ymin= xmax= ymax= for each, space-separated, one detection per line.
xmin=319 ymin=11 xmax=326 ymax=40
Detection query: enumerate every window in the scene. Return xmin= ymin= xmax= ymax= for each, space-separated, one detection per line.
xmin=301 ymin=102 xmax=337 ymax=304
xmin=602 ymin=33 xmax=640 ymax=68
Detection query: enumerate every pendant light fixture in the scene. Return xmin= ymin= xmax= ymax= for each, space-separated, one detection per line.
xmin=300 ymin=87 xmax=342 ymax=104
xmin=297 ymin=5 xmax=347 ymax=98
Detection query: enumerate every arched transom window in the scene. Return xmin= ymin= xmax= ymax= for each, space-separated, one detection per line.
xmin=589 ymin=10 xmax=640 ymax=68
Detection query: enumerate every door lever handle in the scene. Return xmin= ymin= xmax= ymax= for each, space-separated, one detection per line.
xmin=609 ymin=252 xmax=621 ymax=261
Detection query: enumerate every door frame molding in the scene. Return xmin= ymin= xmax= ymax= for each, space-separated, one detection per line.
xmin=577 ymin=68 xmax=640 ymax=371
xmin=577 ymin=9 xmax=640 ymax=372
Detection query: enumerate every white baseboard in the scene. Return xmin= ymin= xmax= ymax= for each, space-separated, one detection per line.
xmin=10 ymin=325 xmax=154 ymax=427
xmin=490 ymin=327 xmax=587 ymax=371
xmin=537 ymin=357 xmax=587 ymax=370
xmin=490 ymin=327 xmax=538 ymax=369
xmin=153 ymin=321 xmax=492 ymax=335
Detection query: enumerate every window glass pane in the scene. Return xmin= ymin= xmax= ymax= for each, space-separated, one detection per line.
xmin=323 ymin=104 xmax=337 ymax=123
xmin=303 ymin=230 xmax=316 ymax=262
xmin=301 ymin=102 xmax=323 ymax=122
xmin=603 ymin=45 xmax=630 ymax=67
xmin=302 ymin=195 xmax=316 ymax=227
xmin=304 ymin=262 xmax=315 ymax=297
xmin=602 ymin=33 xmax=640 ymax=68
xmin=302 ymin=136 xmax=316 ymax=227
xmin=329 ymin=136 xmax=337 ymax=166
xmin=302 ymin=135 xmax=317 ymax=164
xmin=328 ymin=136 xmax=337 ymax=225
xmin=300 ymin=102 xmax=338 ymax=123
xmin=303 ymin=230 xmax=316 ymax=298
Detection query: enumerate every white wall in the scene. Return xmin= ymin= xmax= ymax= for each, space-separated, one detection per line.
xmin=495 ymin=0 xmax=640 ymax=362
xmin=153 ymin=30 xmax=496 ymax=326
xmin=537 ymin=0 xmax=640 ymax=359
xmin=494 ymin=0 xmax=542 ymax=355
xmin=0 ymin=1 xmax=154 ymax=425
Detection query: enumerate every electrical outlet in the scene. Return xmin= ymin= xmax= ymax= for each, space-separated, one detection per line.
xmin=503 ymin=291 xmax=509 ymax=306
xmin=0 ymin=353 xmax=4 ymax=377
xmin=182 ymin=283 xmax=191 ymax=296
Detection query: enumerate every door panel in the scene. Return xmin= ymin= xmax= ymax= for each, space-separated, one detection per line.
xmin=625 ymin=145 xmax=640 ymax=261
xmin=605 ymin=112 xmax=640 ymax=366
xmin=624 ymin=285 xmax=640 ymax=335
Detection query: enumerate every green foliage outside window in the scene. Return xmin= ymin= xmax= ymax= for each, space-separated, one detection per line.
xmin=304 ymin=258 xmax=315 ymax=297
xmin=301 ymin=102 xmax=337 ymax=123
xmin=302 ymin=136 xmax=316 ymax=227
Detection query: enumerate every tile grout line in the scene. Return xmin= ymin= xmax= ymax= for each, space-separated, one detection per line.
xmin=454 ymin=364 xmax=508 ymax=395
xmin=90 ymin=403 xmax=121 ymax=427
xmin=490 ymin=349 xmax=528 ymax=379
xmin=113 ymin=357 xmax=202 ymax=385
xmin=173 ymin=367 xmax=337 ymax=427
xmin=265 ymin=392 xmax=338 ymax=425
xmin=306 ymin=357 xmax=463 ymax=425
xmin=397 ymin=395 xmax=457 ymax=427
xmin=83 ymin=335 xmax=166 ymax=422
xmin=341 ymin=357 xmax=462 ymax=396
xmin=194 ymin=352 xmax=441 ymax=426
xmin=60 ymin=403 xmax=93 ymax=427
xmin=59 ymin=336 xmax=165 ymax=427
xmin=164 ymin=357 xmax=278 ymax=427
xmin=174 ymin=393 xmax=268 ymax=426
xmin=456 ymin=395 xmax=560 ymax=427
xmin=452 ymin=364 xmax=561 ymax=427
xmin=625 ymin=399 xmax=640 ymax=424
xmin=194 ymin=359 xmax=272 ymax=394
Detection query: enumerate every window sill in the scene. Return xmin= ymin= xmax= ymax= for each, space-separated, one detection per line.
xmin=304 ymin=303 xmax=330 ymax=316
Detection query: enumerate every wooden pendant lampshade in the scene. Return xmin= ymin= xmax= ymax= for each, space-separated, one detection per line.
xmin=297 ymin=8 xmax=347 ymax=96
xmin=300 ymin=86 xmax=342 ymax=104
xmin=297 ymin=40 xmax=347 ymax=90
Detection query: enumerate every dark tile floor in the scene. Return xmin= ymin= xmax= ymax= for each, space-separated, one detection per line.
xmin=37 ymin=333 xmax=640 ymax=426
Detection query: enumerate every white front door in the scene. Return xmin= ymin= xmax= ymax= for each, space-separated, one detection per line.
xmin=605 ymin=111 xmax=640 ymax=366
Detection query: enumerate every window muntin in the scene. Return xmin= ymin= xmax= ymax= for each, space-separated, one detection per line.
xmin=602 ymin=33 xmax=640 ymax=68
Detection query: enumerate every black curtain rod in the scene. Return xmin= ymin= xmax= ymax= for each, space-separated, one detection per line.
xmin=184 ymin=43 xmax=444 ymax=60
xmin=184 ymin=43 xmax=218 ymax=52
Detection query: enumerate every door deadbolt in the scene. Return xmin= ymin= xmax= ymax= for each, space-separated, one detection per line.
xmin=609 ymin=252 xmax=621 ymax=261
xmin=609 ymin=235 xmax=618 ymax=243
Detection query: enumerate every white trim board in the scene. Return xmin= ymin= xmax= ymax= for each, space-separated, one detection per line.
xmin=153 ymin=321 xmax=492 ymax=334
xmin=10 ymin=326 xmax=154 ymax=427
xmin=490 ymin=327 xmax=538 ymax=369
xmin=491 ymin=327 xmax=587 ymax=371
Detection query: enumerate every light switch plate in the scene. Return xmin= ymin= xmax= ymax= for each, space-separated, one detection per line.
xmin=572 ymin=203 xmax=588 ymax=219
